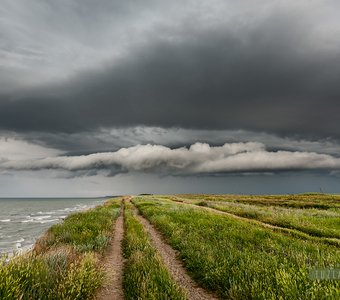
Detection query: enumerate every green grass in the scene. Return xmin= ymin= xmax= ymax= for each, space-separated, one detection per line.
xmin=0 ymin=248 xmax=102 ymax=300
xmin=174 ymin=194 xmax=340 ymax=210
xmin=123 ymin=201 xmax=187 ymax=300
xmin=0 ymin=198 xmax=121 ymax=300
xmin=2 ymin=194 xmax=339 ymax=299
xmin=193 ymin=200 xmax=340 ymax=240
xmin=134 ymin=197 xmax=340 ymax=300
xmin=35 ymin=200 xmax=121 ymax=253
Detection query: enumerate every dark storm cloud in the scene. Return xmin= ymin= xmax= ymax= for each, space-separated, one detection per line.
xmin=1 ymin=1 xmax=340 ymax=142
xmin=6 ymin=127 xmax=340 ymax=158
xmin=1 ymin=11 xmax=340 ymax=140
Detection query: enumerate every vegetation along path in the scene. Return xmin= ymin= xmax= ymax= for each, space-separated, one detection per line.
xmin=170 ymin=197 xmax=340 ymax=246
xmin=95 ymin=199 xmax=126 ymax=300
xmin=131 ymin=199 xmax=218 ymax=300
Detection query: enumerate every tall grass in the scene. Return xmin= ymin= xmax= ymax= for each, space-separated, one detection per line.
xmin=0 ymin=198 xmax=121 ymax=300
xmin=123 ymin=202 xmax=187 ymax=300
xmin=0 ymin=248 xmax=102 ymax=300
xmin=174 ymin=193 xmax=340 ymax=210
xmin=35 ymin=200 xmax=121 ymax=253
xmin=134 ymin=197 xmax=340 ymax=300
xmin=194 ymin=200 xmax=340 ymax=240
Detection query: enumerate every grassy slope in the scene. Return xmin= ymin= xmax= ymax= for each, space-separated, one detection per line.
xmin=134 ymin=197 xmax=340 ymax=300
xmin=174 ymin=194 xmax=340 ymax=210
xmin=123 ymin=201 xmax=187 ymax=300
xmin=193 ymin=200 xmax=340 ymax=240
xmin=0 ymin=198 xmax=121 ymax=300
xmin=35 ymin=200 xmax=121 ymax=253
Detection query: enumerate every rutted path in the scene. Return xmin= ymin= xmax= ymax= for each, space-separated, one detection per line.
xmin=131 ymin=199 xmax=219 ymax=300
xmin=170 ymin=198 xmax=340 ymax=246
xmin=95 ymin=199 xmax=126 ymax=300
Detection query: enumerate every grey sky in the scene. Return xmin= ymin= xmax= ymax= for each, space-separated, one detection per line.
xmin=0 ymin=0 xmax=340 ymax=195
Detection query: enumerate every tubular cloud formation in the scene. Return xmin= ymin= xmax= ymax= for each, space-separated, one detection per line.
xmin=2 ymin=142 xmax=340 ymax=176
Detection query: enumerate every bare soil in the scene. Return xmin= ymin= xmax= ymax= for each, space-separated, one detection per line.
xmin=94 ymin=204 xmax=125 ymax=300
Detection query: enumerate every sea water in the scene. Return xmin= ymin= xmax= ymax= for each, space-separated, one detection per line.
xmin=0 ymin=197 xmax=108 ymax=255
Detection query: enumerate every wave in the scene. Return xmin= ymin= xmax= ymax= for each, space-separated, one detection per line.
xmin=0 ymin=198 xmax=107 ymax=255
xmin=40 ymin=219 xmax=59 ymax=224
xmin=31 ymin=215 xmax=52 ymax=221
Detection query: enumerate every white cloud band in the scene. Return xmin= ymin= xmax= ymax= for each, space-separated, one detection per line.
xmin=2 ymin=142 xmax=340 ymax=176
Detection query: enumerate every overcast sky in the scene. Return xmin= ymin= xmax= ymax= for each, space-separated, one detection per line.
xmin=1 ymin=0 xmax=340 ymax=196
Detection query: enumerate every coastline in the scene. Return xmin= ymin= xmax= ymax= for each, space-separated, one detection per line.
xmin=0 ymin=198 xmax=122 ymax=299
xmin=0 ymin=197 xmax=108 ymax=255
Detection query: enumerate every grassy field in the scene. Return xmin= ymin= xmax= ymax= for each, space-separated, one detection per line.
xmin=123 ymin=201 xmax=186 ymax=299
xmin=34 ymin=200 xmax=121 ymax=253
xmin=0 ymin=198 xmax=121 ymax=300
xmin=1 ymin=194 xmax=339 ymax=299
xmin=173 ymin=193 xmax=340 ymax=210
xmin=196 ymin=201 xmax=340 ymax=239
xmin=170 ymin=194 xmax=340 ymax=242
xmin=134 ymin=196 xmax=340 ymax=299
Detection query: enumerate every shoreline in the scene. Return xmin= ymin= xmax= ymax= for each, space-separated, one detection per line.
xmin=0 ymin=198 xmax=108 ymax=256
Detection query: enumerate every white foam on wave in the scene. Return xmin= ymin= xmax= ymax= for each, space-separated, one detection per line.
xmin=21 ymin=215 xmax=52 ymax=223
xmin=14 ymin=239 xmax=25 ymax=249
xmin=32 ymin=215 xmax=52 ymax=221
xmin=58 ymin=207 xmax=71 ymax=212
xmin=21 ymin=219 xmax=34 ymax=223
xmin=38 ymin=211 xmax=56 ymax=215
xmin=40 ymin=219 xmax=59 ymax=224
xmin=1 ymin=198 xmax=106 ymax=256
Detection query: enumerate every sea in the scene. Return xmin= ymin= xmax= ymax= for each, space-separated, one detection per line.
xmin=0 ymin=197 xmax=108 ymax=256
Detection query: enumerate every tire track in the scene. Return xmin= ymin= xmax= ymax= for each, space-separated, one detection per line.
xmin=170 ymin=197 xmax=340 ymax=246
xmin=131 ymin=200 xmax=219 ymax=300
xmin=95 ymin=200 xmax=126 ymax=300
